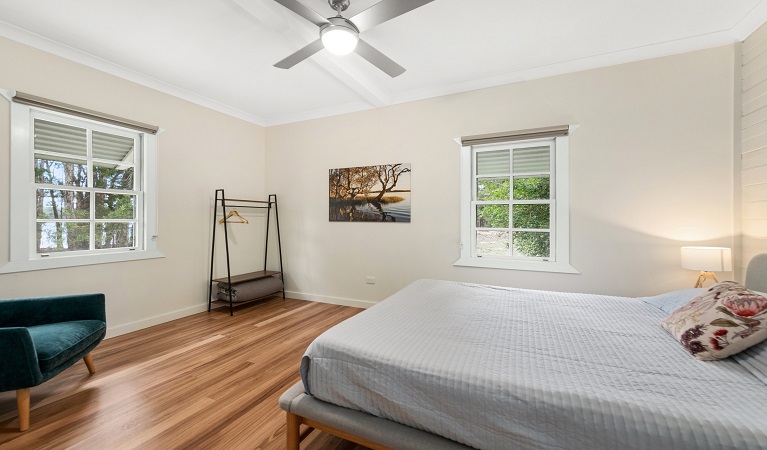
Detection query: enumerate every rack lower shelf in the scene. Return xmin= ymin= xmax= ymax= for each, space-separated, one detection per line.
xmin=212 ymin=271 xmax=284 ymax=311
xmin=212 ymin=270 xmax=280 ymax=284
xmin=210 ymin=291 xmax=282 ymax=305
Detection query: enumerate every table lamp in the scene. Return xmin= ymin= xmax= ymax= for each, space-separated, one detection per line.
xmin=681 ymin=246 xmax=732 ymax=288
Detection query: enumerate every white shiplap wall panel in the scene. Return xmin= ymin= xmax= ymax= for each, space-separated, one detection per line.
xmin=744 ymin=69 xmax=767 ymax=94
xmin=742 ymin=219 xmax=767 ymax=238
xmin=743 ymin=40 xmax=767 ymax=73
xmin=743 ymin=90 xmax=767 ymax=116
xmin=743 ymin=78 xmax=767 ymax=104
xmin=743 ymin=21 xmax=767 ymax=272
xmin=742 ymin=47 xmax=767 ymax=80
xmin=742 ymin=201 xmax=767 ymax=219
xmin=742 ymin=148 xmax=767 ymax=169
xmin=743 ymin=183 xmax=767 ymax=202
xmin=740 ymin=52 xmax=767 ymax=91
xmin=743 ymin=131 xmax=767 ymax=152
xmin=743 ymin=100 xmax=767 ymax=128
xmin=743 ymin=31 xmax=767 ymax=65
xmin=743 ymin=20 xmax=767 ymax=55
xmin=743 ymin=165 xmax=767 ymax=186
xmin=742 ymin=120 xmax=767 ymax=141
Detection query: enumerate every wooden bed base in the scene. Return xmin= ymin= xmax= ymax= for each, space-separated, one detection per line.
xmin=279 ymin=381 xmax=470 ymax=450
xmin=286 ymin=412 xmax=392 ymax=450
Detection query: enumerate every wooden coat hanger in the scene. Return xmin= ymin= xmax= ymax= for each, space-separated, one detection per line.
xmin=219 ymin=210 xmax=249 ymax=224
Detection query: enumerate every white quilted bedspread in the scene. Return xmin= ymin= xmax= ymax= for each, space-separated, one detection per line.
xmin=301 ymin=279 xmax=767 ymax=450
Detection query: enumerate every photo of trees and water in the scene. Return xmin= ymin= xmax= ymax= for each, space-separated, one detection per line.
xmin=329 ymin=163 xmax=411 ymax=222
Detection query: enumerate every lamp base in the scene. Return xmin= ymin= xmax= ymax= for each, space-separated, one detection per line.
xmin=693 ymin=271 xmax=719 ymax=288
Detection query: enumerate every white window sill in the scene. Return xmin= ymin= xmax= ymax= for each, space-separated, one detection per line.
xmin=453 ymin=257 xmax=579 ymax=274
xmin=0 ymin=249 xmax=165 ymax=274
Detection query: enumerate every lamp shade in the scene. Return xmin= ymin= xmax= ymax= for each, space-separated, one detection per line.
xmin=681 ymin=246 xmax=732 ymax=272
xmin=321 ymin=25 xmax=358 ymax=55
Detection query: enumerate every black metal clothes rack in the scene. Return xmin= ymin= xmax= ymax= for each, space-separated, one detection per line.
xmin=208 ymin=189 xmax=285 ymax=316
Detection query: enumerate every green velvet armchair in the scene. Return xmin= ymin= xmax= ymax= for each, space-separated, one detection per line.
xmin=0 ymin=293 xmax=106 ymax=431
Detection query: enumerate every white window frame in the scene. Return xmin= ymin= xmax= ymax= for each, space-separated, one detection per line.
xmin=454 ymin=129 xmax=578 ymax=273
xmin=0 ymin=93 xmax=163 ymax=273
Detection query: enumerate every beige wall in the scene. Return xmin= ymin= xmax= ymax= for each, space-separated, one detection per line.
xmin=741 ymin=23 xmax=767 ymax=274
xmin=0 ymin=36 xmax=740 ymax=333
xmin=267 ymin=45 xmax=736 ymax=304
xmin=0 ymin=37 xmax=268 ymax=336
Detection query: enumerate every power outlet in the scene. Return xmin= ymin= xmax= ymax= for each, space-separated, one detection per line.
xmin=365 ymin=276 xmax=376 ymax=285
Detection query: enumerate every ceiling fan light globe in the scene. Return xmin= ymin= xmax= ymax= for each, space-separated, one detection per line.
xmin=321 ymin=26 xmax=358 ymax=55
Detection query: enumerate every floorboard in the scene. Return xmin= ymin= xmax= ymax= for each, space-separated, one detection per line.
xmin=0 ymin=297 xmax=369 ymax=449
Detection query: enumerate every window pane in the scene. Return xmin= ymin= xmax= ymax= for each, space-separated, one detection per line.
xmin=34 ymin=155 xmax=88 ymax=186
xmin=95 ymin=193 xmax=136 ymax=219
xmin=513 ymin=176 xmax=550 ymax=200
xmin=476 ymin=204 xmax=509 ymax=228
xmin=95 ymin=222 xmax=135 ymax=249
xmin=513 ymin=146 xmax=549 ymax=173
xmin=513 ymin=231 xmax=550 ymax=258
xmin=477 ymin=230 xmax=510 ymax=256
xmin=476 ymin=178 xmax=509 ymax=201
xmin=34 ymin=119 xmax=87 ymax=156
xmin=36 ymin=189 xmax=90 ymax=219
xmin=36 ymin=222 xmax=90 ymax=253
xmin=93 ymin=131 xmax=134 ymax=163
xmin=94 ymin=162 xmax=135 ymax=190
xmin=476 ymin=150 xmax=509 ymax=175
xmin=512 ymin=204 xmax=550 ymax=229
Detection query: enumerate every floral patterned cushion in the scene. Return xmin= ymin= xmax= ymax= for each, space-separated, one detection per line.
xmin=660 ymin=281 xmax=767 ymax=360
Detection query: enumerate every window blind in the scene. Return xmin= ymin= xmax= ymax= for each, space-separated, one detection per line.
xmin=475 ymin=146 xmax=551 ymax=176
xmin=13 ymin=91 xmax=159 ymax=135
xmin=34 ymin=119 xmax=135 ymax=167
xmin=513 ymin=146 xmax=550 ymax=173
xmin=476 ymin=150 xmax=509 ymax=175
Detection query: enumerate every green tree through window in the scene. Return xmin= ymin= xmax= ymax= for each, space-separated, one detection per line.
xmin=474 ymin=144 xmax=553 ymax=259
xmin=33 ymin=118 xmax=139 ymax=253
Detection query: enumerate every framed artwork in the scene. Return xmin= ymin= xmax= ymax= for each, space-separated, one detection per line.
xmin=329 ymin=163 xmax=411 ymax=222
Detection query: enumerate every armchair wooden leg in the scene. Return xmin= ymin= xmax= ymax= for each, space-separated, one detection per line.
xmin=17 ymin=388 xmax=30 ymax=432
xmin=83 ymin=353 xmax=96 ymax=374
xmin=287 ymin=412 xmax=301 ymax=450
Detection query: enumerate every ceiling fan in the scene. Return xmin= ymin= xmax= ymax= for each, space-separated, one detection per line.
xmin=273 ymin=0 xmax=435 ymax=77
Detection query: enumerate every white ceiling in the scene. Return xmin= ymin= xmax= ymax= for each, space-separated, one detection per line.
xmin=1 ymin=0 xmax=766 ymax=126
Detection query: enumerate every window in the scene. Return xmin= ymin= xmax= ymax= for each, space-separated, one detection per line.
xmin=1 ymin=90 xmax=162 ymax=273
xmin=454 ymin=126 xmax=577 ymax=273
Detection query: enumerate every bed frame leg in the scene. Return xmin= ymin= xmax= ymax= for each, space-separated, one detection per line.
xmin=287 ymin=412 xmax=302 ymax=450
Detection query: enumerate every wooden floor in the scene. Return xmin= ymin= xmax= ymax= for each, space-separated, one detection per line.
xmin=0 ymin=297 xmax=370 ymax=449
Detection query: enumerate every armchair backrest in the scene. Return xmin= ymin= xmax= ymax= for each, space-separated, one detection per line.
xmin=0 ymin=294 xmax=106 ymax=328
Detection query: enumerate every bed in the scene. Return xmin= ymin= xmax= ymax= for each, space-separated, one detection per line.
xmin=280 ymin=257 xmax=767 ymax=450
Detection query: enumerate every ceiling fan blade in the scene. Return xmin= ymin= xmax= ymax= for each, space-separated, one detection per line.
xmin=274 ymin=39 xmax=325 ymax=69
xmin=354 ymin=39 xmax=405 ymax=78
xmin=273 ymin=0 xmax=329 ymax=27
xmin=350 ymin=0 xmax=435 ymax=32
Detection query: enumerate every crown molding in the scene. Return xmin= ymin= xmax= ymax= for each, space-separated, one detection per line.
xmin=390 ymin=30 xmax=740 ymax=108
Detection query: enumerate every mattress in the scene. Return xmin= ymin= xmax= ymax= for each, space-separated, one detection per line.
xmin=300 ymin=279 xmax=767 ymax=450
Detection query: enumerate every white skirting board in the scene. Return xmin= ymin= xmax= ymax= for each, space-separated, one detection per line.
xmin=105 ymin=304 xmax=209 ymax=339
xmin=283 ymin=290 xmax=376 ymax=309
xmin=104 ymin=291 xmax=374 ymax=340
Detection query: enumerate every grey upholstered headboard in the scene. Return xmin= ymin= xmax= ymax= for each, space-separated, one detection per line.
xmin=745 ymin=253 xmax=767 ymax=293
